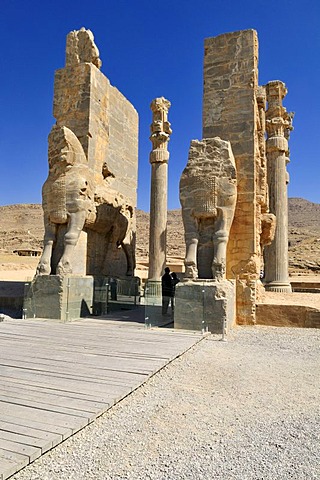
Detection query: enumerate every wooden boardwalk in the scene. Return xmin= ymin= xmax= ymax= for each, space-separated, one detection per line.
xmin=0 ymin=311 xmax=203 ymax=480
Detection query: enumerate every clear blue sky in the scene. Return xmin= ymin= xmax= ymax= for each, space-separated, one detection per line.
xmin=1 ymin=0 xmax=319 ymax=211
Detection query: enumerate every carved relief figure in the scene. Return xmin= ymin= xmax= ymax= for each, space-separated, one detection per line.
xmin=36 ymin=27 xmax=138 ymax=278
xmin=180 ymin=137 xmax=237 ymax=280
xmin=37 ymin=125 xmax=135 ymax=277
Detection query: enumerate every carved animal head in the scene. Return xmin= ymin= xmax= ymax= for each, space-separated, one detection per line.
xmin=48 ymin=125 xmax=88 ymax=176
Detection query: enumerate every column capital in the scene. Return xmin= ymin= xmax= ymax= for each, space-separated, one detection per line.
xmin=149 ymin=97 xmax=172 ymax=164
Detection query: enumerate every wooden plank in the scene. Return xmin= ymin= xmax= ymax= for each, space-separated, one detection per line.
xmin=0 ymin=402 xmax=89 ymax=433
xmin=0 ymin=430 xmax=52 ymax=454
xmin=1 ymin=421 xmax=58 ymax=445
xmin=0 ymin=338 xmax=202 ymax=357
xmin=0 ymin=449 xmax=28 ymax=480
xmin=0 ymin=383 xmax=108 ymax=415
xmin=0 ymin=316 xmax=203 ymax=479
xmin=0 ymin=378 xmax=111 ymax=403
xmin=0 ymin=367 xmax=143 ymax=395
xmin=0 ymin=395 xmax=100 ymax=420
xmin=0 ymin=355 xmax=162 ymax=376
xmin=0 ymin=438 xmax=41 ymax=462
xmin=0 ymin=414 xmax=70 ymax=440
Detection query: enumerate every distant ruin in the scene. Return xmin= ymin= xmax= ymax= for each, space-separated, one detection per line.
xmin=29 ymin=28 xmax=294 ymax=326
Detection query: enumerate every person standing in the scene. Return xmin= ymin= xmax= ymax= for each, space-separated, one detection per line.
xmin=170 ymin=272 xmax=180 ymax=313
xmin=161 ymin=267 xmax=173 ymax=315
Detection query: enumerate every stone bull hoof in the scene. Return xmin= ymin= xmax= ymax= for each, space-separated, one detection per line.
xmin=56 ymin=260 xmax=73 ymax=276
xmin=185 ymin=262 xmax=198 ymax=280
xmin=212 ymin=261 xmax=225 ymax=281
xmin=36 ymin=261 xmax=51 ymax=276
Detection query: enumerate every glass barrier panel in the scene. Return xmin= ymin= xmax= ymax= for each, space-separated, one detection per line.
xmin=200 ymin=282 xmax=210 ymax=334
xmin=93 ymin=277 xmax=109 ymax=316
xmin=92 ymin=276 xmax=140 ymax=315
xmin=144 ymin=280 xmax=174 ymax=328
xmin=22 ymin=281 xmax=33 ymax=319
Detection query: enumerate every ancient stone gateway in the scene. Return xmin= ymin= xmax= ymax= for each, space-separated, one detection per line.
xmin=25 ymin=28 xmax=138 ymax=320
xmin=176 ymin=29 xmax=293 ymax=329
xmin=37 ymin=28 xmax=138 ymax=279
xmin=175 ymin=137 xmax=237 ymax=333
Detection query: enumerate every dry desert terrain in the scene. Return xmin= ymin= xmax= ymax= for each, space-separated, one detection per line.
xmin=0 ymin=198 xmax=319 ymax=281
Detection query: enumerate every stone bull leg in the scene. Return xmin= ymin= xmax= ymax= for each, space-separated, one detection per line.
xmin=183 ymin=212 xmax=199 ymax=279
xmin=56 ymin=211 xmax=87 ymax=276
xmin=37 ymin=219 xmax=57 ymax=275
xmin=121 ymin=238 xmax=135 ymax=276
xmin=212 ymin=207 xmax=230 ymax=279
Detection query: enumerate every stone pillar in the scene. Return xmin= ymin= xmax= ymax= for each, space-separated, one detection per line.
xmin=264 ymin=80 xmax=293 ymax=292
xmin=148 ymin=97 xmax=172 ymax=280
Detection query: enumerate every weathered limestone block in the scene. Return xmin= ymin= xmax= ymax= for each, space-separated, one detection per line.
xmin=148 ymin=97 xmax=172 ymax=280
xmin=66 ymin=27 xmax=102 ymax=69
xmin=260 ymin=213 xmax=276 ymax=248
xmin=37 ymin=28 xmax=138 ymax=279
xmin=24 ymin=275 xmax=93 ymax=321
xmin=256 ymin=304 xmax=320 ymax=329
xmin=174 ymin=280 xmax=236 ymax=333
xmin=180 ymin=137 xmax=237 ymax=280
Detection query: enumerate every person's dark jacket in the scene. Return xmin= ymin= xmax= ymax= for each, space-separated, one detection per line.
xmin=162 ymin=272 xmax=173 ymax=297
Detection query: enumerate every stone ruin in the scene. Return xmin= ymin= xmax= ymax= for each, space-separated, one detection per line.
xmin=36 ymin=27 xmax=138 ymax=278
xmin=148 ymin=97 xmax=172 ymax=281
xmin=25 ymin=27 xmax=293 ymax=328
xmin=180 ymin=137 xmax=237 ymax=281
xmin=175 ymin=29 xmax=293 ymax=330
xmin=25 ymin=28 xmax=138 ymax=320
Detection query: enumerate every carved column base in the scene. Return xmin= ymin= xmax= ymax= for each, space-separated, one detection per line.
xmin=264 ymin=281 xmax=292 ymax=293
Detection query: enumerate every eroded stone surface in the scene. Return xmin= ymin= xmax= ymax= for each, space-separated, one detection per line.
xmin=174 ymin=280 xmax=236 ymax=333
xmin=180 ymin=137 xmax=237 ymax=280
xmin=37 ymin=28 xmax=138 ymax=278
xmin=199 ymin=29 xmax=292 ymax=324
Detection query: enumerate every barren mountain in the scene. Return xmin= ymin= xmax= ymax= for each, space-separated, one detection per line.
xmin=0 ymin=198 xmax=319 ymax=273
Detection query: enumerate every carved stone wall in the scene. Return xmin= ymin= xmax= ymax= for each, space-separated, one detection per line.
xmin=39 ymin=28 xmax=138 ymax=278
xmin=202 ymin=30 xmax=268 ymax=324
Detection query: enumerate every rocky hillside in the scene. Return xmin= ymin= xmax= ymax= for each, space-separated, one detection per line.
xmin=0 ymin=198 xmax=319 ymax=273
xmin=288 ymin=198 xmax=320 ymax=272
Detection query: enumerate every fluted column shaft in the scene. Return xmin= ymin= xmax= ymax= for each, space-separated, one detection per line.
xmin=264 ymin=81 xmax=292 ymax=292
xmin=148 ymin=98 xmax=172 ymax=280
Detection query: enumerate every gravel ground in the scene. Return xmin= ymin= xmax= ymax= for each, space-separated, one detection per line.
xmin=12 ymin=326 xmax=320 ymax=480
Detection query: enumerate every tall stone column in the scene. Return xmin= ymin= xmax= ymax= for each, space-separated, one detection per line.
xmin=148 ymin=97 xmax=172 ymax=280
xmin=264 ymin=81 xmax=293 ymax=292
